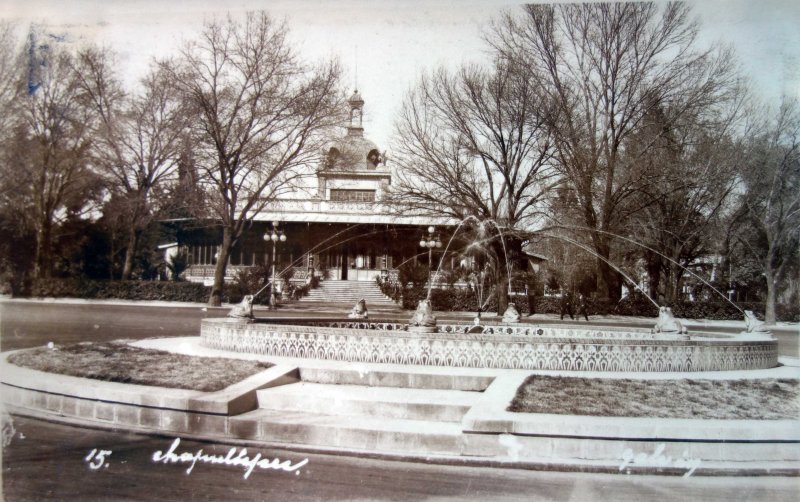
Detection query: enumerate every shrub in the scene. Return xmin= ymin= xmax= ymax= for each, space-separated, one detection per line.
xmin=376 ymin=276 xmax=403 ymax=302
xmin=396 ymin=285 xmax=799 ymax=321
xmin=30 ymin=278 xmax=211 ymax=303
xmin=226 ymin=266 xmax=272 ymax=305
xmin=165 ymin=251 xmax=189 ymax=281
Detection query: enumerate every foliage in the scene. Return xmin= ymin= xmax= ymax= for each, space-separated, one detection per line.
xmin=395 ymin=284 xmax=799 ymax=322
xmin=289 ymin=275 xmax=320 ymax=301
xmin=29 ymin=278 xmax=210 ymax=303
xmin=377 ymin=275 xmax=403 ymax=302
xmin=493 ymin=3 xmax=740 ymax=300
xmin=731 ymin=98 xmax=800 ymax=323
xmin=166 ymin=251 xmax=189 ymax=281
xmin=0 ymin=210 xmax=35 ymax=295
xmin=397 ymin=262 xmax=430 ymax=289
xmin=226 ymin=265 xmax=272 ymax=305
xmin=11 ymin=37 xmax=106 ymax=280
xmin=77 ymin=51 xmax=188 ymax=280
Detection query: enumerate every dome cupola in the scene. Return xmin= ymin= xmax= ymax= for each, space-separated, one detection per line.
xmin=347 ymin=89 xmax=365 ymax=137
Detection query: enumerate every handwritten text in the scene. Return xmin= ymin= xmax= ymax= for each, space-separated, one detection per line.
xmin=152 ymin=438 xmax=308 ymax=479
xmin=619 ymin=443 xmax=701 ymax=477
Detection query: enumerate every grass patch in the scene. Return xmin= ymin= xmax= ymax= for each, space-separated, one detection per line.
xmin=7 ymin=341 xmax=272 ymax=392
xmin=507 ymin=375 xmax=800 ymax=420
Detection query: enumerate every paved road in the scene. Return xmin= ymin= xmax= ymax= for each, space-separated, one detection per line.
xmin=0 ymin=301 xmax=222 ymax=351
xmin=2 ymin=300 xmax=797 ymax=356
xmin=3 ymin=415 xmax=797 ymax=501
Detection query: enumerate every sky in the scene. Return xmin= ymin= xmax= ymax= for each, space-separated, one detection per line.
xmin=2 ymin=0 xmax=799 ymax=149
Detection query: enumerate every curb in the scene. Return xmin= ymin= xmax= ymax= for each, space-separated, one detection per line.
xmin=6 ymin=405 xmax=799 ymax=478
xmin=3 ymin=348 xmax=799 ymax=477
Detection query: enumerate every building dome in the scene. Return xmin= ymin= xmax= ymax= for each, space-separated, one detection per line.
xmin=348 ymin=89 xmax=365 ymax=108
xmin=321 ymin=89 xmax=386 ymax=172
xmin=324 ymin=135 xmax=385 ymax=172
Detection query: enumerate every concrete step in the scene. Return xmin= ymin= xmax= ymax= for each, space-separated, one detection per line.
xmin=257 ymin=382 xmax=477 ymax=422
xmin=229 ymin=408 xmax=465 ymax=455
xmin=298 ymin=366 xmax=495 ymax=391
xmin=300 ymin=280 xmax=396 ymax=305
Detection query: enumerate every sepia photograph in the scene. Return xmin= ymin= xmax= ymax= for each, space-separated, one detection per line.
xmin=1 ymin=0 xmax=798 ymax=500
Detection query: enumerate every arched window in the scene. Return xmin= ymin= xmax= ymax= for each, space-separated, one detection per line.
xmin=326 ymin=147 xmax=340 ymax=169
xmin=367 ymin=149 xmax=381 ymax=168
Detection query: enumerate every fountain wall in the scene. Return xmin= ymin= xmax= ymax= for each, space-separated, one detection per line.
xmin=200 ymin=318 xmax=777 ymax=372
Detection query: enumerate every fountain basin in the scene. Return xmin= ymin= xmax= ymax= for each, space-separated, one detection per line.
xmin=200 ymin=318 xmax=777 ymax=372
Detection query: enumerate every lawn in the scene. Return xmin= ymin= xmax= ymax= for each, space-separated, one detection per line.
xmin=508 ymin=375 xmax=800 ymax=420
xmin=7 ymin=341 xmax=272 ymax=392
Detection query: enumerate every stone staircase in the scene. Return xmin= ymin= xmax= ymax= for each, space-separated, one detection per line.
xmin=300 ymin=279 xmax=396 ymax=306
xmin=229 ymin=367 xmax=493 ymax=456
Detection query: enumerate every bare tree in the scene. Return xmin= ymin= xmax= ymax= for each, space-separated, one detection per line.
xmin=492 ymin=2 xmax=740 ymax=300
xmin=0 ymin=22 xmax=26 ymax=206
xmin=164 ymin=12 xmax=343 ymax=306
xmin=76 ymin=48 xmax=187 ymax=279
xmin=623 ymin=95 xmax=746 ymax=303
xmin=734 ymin=98 xmax=800 ymax=323
xmin=0 ymin=22 xmax=22 ymax=141
xmin=391 ymin=62 xmax=555 ymax=311
xmin=16 ymin=35 xmax=101 ymax=279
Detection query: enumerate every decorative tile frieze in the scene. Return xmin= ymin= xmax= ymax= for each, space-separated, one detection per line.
xmin=200 ymin=319 xmax=777 ymax=372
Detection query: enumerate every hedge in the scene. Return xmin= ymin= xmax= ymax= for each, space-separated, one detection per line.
xmin=25 ymin=278 xmax=800 ymax=322
xmin=28 ymin=277 xmax=321 ymax=306
xmin=394 ymin=283 xmax=799 ymax=322
xmin=30 ymin=279 xmax=211 ymax=303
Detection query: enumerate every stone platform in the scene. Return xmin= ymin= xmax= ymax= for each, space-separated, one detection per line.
xmin=200 ymin=318 xmax=778 ymax=372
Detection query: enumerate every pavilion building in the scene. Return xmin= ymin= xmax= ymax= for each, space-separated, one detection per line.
xmin=180 ymin=91 xmax=451 ymax=288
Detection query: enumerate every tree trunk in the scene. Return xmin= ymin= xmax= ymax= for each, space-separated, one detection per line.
xmin=764 ymin=260 xmax=777 ymax=325
xmin=208 ymin=226 xmax=233 ymax=306
xmin=33 ymin=219 xmax=52 ymax=280
xmin=646 ymin=253 xmax=661 ymax=301
xmin=664 ymin=260 xmax=681 ymax=305
xmin=121 ymin=226 xmax=140 ymax=280
xmin=593 ymin=239 xmax=620 ymax=301
xmin=490 ymin=237 xmax=520 ymax=314
xmin=496 ymin=274 xmax=509 ymax=314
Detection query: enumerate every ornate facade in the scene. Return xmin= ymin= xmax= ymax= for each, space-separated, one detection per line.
xmin=181 ymin=91 xmax=450 ymax=285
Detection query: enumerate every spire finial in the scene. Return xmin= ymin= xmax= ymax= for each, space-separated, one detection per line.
xmin=354 ymin=45 xmax=358 ymax=92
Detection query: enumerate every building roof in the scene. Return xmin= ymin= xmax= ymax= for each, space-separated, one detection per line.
xmin=248 ymin=198 xmax=455 ymax=226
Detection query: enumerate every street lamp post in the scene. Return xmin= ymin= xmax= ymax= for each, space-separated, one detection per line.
xmin=419 ymin=226 xmax=442 ymax=300
xmin=263 ymin=221 xmax=287 ymax=309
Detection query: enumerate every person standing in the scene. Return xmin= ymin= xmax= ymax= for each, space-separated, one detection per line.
xmin=577 ymin=293 xmax=589 ymax=321
xmin=560 ymin=290 xmax=574 ymax=320
xmin=525 ymin=284 xmax=536 ymax=317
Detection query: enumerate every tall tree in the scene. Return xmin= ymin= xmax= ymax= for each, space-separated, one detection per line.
xmin=76 ymin=48 xmax=187 ymax=279
xmin=0 ymin=22 xmax=22 ymax=141
xmin=734 ymin=98 xmax=800 ymax=323
xmin=16 ymin=32 xmax=101 ymax=279
xmin=0 ymin=22 xmax=31 ymax=292
xmin=164 ymin=12 xmax=343 ymax=306
xmin=623 ymin=96 xmax=745 ymax=303
xmin=391 ymin=62 xmax=555 ymax=311
xmin=492 ymin=2 xmax=739 ymax=300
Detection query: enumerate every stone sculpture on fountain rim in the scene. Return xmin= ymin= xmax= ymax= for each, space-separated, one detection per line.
xmin=227 ymin=294 xmax=255 ymax=322
xmin=409 ymin=298 xmax=437 ymax=333
xmin=348 ymin=298 xmax=369 ymax=319
xmin=502 ymin=303 xmax=521 ymax=324
xmin=653 ymin=306 xmax=689 ymax=339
